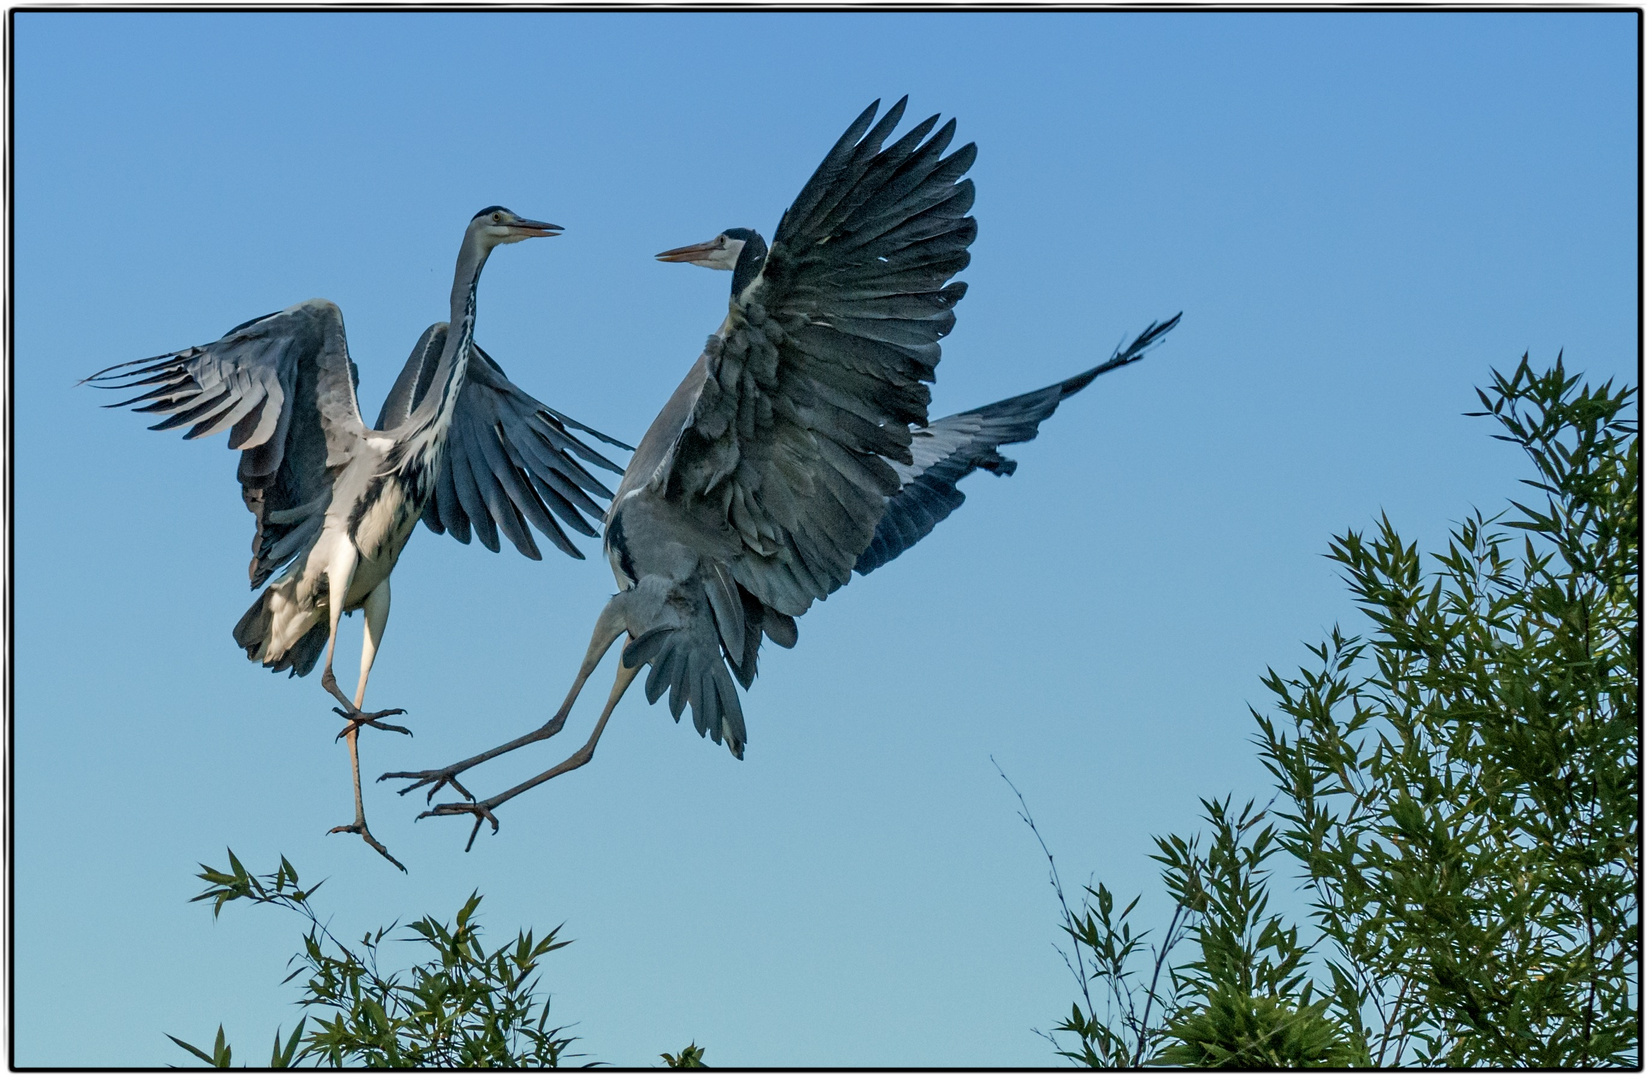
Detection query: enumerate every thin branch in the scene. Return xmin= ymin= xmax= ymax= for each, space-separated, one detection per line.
xmin=1132 ymin=900 xmax=1191 ymax=1067
xmin=994 ymin=757 xmax=1098 ymax=1025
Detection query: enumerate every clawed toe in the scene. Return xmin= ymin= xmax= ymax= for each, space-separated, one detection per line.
xmin=334 ymin=707 xmax=413 ymax=741
xmin=379 ymin=768 xmax=475 ymax=803
xmin=328 ymin=820 xmax=408 ymax=872
xmin=417 ymin=801 xmax=501 ymax=851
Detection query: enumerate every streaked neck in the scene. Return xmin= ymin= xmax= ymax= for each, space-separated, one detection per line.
xmin=410 ymin=232 xmax=492 ymax=431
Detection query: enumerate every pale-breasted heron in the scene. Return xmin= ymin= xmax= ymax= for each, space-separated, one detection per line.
xmin=87 ymin=207 xmax=630 ymax=868
xmin=387 ymin=101 xmax=1178 ymax=847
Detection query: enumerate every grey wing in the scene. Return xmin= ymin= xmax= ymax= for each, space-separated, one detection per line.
xmin=374 ymin=322 xmax=447 ymax=432
xmin=627 ymin=98 xmax=974 ymax=753
xmin=420 ymin=343 xmax=632 ymax=559
xmin=659 ymin=96 xmax=977 ymax=617
xmin=855 ymin=314 xmax=1182 ymax=575
xmin=87 ymin=299 xmax=367 ymax=587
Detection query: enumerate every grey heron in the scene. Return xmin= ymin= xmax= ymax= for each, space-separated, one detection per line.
xmin=87 ymin=207 xmax=629 ymax=869
xmin=386 ymin=100 xmax=1177 ymax=848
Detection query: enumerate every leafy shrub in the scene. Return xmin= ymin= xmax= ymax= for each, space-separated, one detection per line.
xmin=1036 ymin=356 xmax=1638 ymax=1068
xmin=172 ymin=852 xmax=574 ymax=1067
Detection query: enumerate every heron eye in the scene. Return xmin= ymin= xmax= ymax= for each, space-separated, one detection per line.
xmin=492 ymin=212 xmax=504 ymax=223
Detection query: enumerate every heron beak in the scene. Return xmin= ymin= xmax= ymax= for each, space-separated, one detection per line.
xmin=655 ymin=238 xmax=722 ymax=263
xmin=512 ymin=219 xmax=563 ymax=238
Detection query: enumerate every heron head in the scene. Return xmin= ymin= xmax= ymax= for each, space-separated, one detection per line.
xmin=656 ymin=228 xmax=769 ymax=295
xmin=470 ymin=206 xmax=563 ymax=247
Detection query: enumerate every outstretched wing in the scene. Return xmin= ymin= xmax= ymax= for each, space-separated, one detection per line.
xmin=855 ymin=314 xmax=1182 ymax=575
xmin=373 ymin=321 xmax=446 ymax=434
xmin=658 ymin=97 xmax=977 ymax=617
xmin=87 ymin=299 xmax=367 ymax=588
xmin=374 ymin=323 xmax=632 ymax=560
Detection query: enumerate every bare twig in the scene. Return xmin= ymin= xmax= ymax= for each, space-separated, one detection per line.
xmin=993 ymin=757 xmax=1098 ymax=1028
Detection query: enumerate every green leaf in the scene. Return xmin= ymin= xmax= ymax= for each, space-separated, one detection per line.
xmin=661 ymin=1042 xmax=707 ymax=1067
xmin=166 ymin=1034 xmax=219 ymax=1066
xmin=270 ymin=1020 xmax=305 ymax=1068
xmin=1032 ymin=354 xmax=1639 ymax=1069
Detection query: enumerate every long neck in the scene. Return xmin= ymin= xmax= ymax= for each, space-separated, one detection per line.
xmin=448 ymin=230 xmax=491 ymax=348
xmin=410 ymin=231 xmax=492 ymax=431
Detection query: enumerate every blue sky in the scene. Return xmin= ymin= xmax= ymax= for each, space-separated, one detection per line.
xmin=12 ymin=10 xmax=1637 ymax=1067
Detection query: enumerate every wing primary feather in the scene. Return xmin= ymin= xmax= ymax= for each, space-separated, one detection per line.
xmin=790 ymin=98 xmax=911 ymax=242
xmin=435 ymin=456 xmax=472 ymax=543
xmin=521 ymin=447 xmax=607 ymax=520
xmin=106 ymin=376 xmax=196 ymax=410
xmin=91 ymin=366 xmax=194 ymax=392
xmin=184 ymin=402 xmax=243 ymax=441
xmin=779 ymin=99 xmax=884 ymax=237
xmin=524 ymin=471 xmax=600 ymax=537
xmin=149 ymin=386 xmax=234 ymax=431
xmin=538 ymin=407 xmax=634 ymax=458
xmin=189 ymin=386 xmax=266 ymax=441
xmin=421 ymin=497 xmax=446 ymax=536
xmin=837 ymin=118 xmax=957 ymax=237
xmin=470 ymin=418 xmax=551 ymax=549
xmin=853 ymin=313 xmax=1181 ymax=577
xmin=527 ymin=431 xmax=616 ymax=500
xmin=810 ymin=114 xmax=942 ymax=238
xmin=81 ymin=352 xmax=190 ymax=384
xmin=227 ymin=396 xmax=272 ymax=450
xmin=512 ymin=420 xmax=614 ymax=508
xmin=447 ymin=433 xmax=500 ymax=552
xmin=462 ymin=420 xmax=536 ymax=557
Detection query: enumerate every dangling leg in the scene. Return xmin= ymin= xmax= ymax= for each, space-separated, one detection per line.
xmin=328 ymin=578 xmax=406 ymax=872
xmin=380 ymin=594 xmax=630 ymax=803
xmin=317 ymin=544 xmax=361 ymax=715
xmin=331 ymin=577 xmax=411 ymax=739
xmin=422 ymin=657 xmax=643 ymax=851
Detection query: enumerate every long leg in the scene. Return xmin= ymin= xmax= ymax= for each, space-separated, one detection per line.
xmin=328 ymin=578 xmax=406 ymax=872
xmin=422 ymin=658 xmax=643 ymax=851
xmin=380 ymin=594 xmax=629 ymax=803
xmin=333 ymin=575 xmax=411 ymax=739
xmin=352 ymin=576 xmax=389 ymax=711
xmin=317 ymin=544 xmax=360 ymax=714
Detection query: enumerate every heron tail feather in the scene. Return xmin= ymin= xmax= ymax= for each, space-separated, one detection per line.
xmin=615 ymin=574 xmax=749 ymax=758
xmin=233 ymin=586 xmax=326 ymax=678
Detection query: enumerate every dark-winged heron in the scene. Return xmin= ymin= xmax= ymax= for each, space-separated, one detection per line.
xmin=86 ymin=207 xmax=630 ymax=868
xmin=386 ymin=101 xmax=1177 ymax=848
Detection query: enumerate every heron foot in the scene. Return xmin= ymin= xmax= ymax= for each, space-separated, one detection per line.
xmin=379 ymin=765 xmax=476 ymax=804
xmin=417 ymin=800 xmax=502 ymax=852
xmin=333 ymin=707 xmax=412 ymax=741
xmin=328 ymin=819 xmax=408 ymax=873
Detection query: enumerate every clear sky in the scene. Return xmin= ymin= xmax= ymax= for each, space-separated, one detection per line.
xmin=12 ymin=10 xmax=1637 ymax=1067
